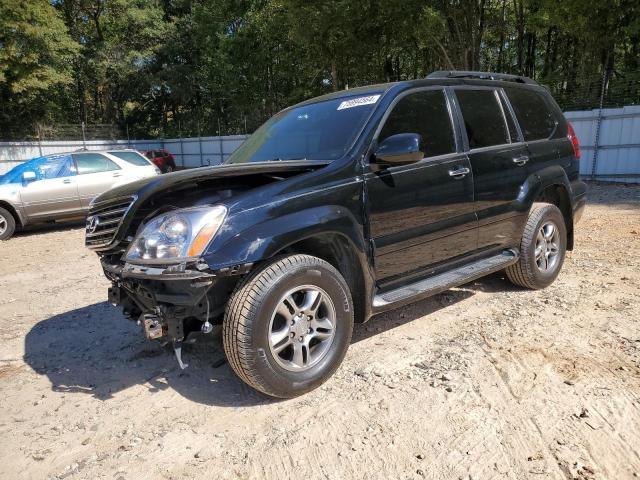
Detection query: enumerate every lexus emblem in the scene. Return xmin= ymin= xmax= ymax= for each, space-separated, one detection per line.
xmin=87 ymin=216 xmax=100 ymax=234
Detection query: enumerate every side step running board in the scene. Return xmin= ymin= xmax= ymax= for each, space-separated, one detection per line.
xmin=373 ymin=250 xmax=519 ymax=308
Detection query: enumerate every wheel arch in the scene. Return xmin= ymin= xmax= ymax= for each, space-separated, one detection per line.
xmin=272 ymin=232 xmax=371 ymax=323
xmin=0 ymin=200 xmax=23 ymax=228
xmin=535 ymin=183 xmax=574 ymax=250
xmin=519 ymin=166 xmax=575 ymax=250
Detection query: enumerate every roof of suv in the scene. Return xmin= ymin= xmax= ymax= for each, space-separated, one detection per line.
xmin=295 ymin=70 xmax=547 ymax=109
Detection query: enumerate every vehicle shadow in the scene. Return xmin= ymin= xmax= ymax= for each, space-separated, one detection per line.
xmin=14 ymin=219 xmax=85 ymax=237
xmin=23 ymin=302 xmax=272 ymax=407
xmin=23 ymin=273 xmax=517 ymax=406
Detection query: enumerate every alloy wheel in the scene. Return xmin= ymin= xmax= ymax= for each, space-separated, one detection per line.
xmin=535 ymin=221 xmax=560 ymax=272
xmin=268 ymin=285 xmax=336 ymax=371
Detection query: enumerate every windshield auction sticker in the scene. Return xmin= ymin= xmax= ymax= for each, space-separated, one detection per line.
xmin=337 ymin=95 xmax=381 ymax=110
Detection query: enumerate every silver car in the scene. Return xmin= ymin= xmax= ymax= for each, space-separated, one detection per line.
xmin=0 ymin=149 xmax=160 ymax=240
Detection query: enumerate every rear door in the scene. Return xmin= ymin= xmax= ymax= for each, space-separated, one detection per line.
xmin=453 ymin=87 xmax=529 ymax=251
xmin=365 ymin=88 xmax=476 ymax=286
xmin=503 ymin=86 xmax=563 ymax=175
xmin=73 ymin=152 xmax=123 ymax=209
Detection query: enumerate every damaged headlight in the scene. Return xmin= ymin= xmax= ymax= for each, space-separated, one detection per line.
xmin=125 ymin=205 xmax=227 ymax=261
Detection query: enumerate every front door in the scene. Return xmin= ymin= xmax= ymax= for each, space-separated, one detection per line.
xmin=20 ymin=155 xmax=81 ymax=220
xmin=453 ymin=87 xmax=529 ymax=251
xmin=365 ymin=88 xmax=477 ymax=287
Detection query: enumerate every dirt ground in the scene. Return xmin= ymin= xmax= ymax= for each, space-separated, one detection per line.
xmin=0 ymin=182 xmax=639 ymax=480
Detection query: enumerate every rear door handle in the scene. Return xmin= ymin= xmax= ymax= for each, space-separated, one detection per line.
xmin=513 ymin=155 xmax=529 ymax=166
xmin=448 ymin=167 xmax=470 ymax=179
xmin=113 ymin=173 xmax=122 ymax=177
xmin=63 ymin=179 xmax=72 ymax=184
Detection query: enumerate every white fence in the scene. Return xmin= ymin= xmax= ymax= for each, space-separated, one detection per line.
xmin=565 ymin=105 xmax=640 ymax=183
xmin=0 ymin=135 xmax=249 ymax=175
xmin=2 ymin=105 xmax=640 ymax=182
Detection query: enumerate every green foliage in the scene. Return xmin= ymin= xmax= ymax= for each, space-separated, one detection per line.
xmin=0 ymin=0 xmax=79 ymax=135
xmin=0 ymin=0 xmax=638 ymax=139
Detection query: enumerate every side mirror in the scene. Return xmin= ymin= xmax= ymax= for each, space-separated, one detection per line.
xmin=22 ymin=171 xmax=37 ymax=184
xmin=374 ymin=133 xmax=424 ymax=166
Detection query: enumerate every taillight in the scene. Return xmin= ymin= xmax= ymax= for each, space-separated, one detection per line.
xmin=567 ymin=122 xmax=580 ymax=160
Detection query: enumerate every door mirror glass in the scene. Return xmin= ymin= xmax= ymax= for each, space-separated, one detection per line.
xmin=374 ymin=133 xmax=423 ymax=165
xmin=22 ymin=171 xmax=37 ymax=183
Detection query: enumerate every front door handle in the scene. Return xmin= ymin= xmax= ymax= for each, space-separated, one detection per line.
xmin=112 ymin=173 xmax=122 ymax=177
xmin=63 ymin=179 xmax=72 ymax=184
xmin=448 ymin=167 xmax=470 ymax=179
xmin=513 ymin=155 xmax=529 ymax=166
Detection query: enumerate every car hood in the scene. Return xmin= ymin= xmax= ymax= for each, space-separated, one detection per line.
xmin=93 ymin=161 xmax=329 ymax=206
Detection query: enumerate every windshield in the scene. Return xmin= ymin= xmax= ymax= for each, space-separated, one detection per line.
xmin=0 ymin=154 xmax=76 ymax=185
xmin=226 ymin=93 xmax=382 ymax=164
xmin=108 ymin=150 xmax=150 ymax=166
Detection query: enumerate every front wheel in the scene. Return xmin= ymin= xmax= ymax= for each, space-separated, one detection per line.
xmin=0 ymin=207 xmax=16 ymax=240
xmin=506 ymin=203 xmax=567 ymax=289
xmin=223 ymin=254 xmax=354 ymax=398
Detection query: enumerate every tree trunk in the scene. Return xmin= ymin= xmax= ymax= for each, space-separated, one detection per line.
xmin=331 ymin=61 xmax=338 ymax=91
xmin=496 ymin=0 xmax=507 ymax=72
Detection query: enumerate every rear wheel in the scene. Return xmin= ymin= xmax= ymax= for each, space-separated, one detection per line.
xmin=223 ymin=254 xmax=353 ymax=398
xmin=0 ymin=207 xmax=16 ymax=240
xmin=506 ymin=203 xmax=567 ymax=289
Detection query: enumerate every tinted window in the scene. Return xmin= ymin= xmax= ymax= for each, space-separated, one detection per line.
xmin=226 ymin=94 xmax=381 ymax=163
xmin=379 ymin=90 xmax=455 ymax=158
xmin=455 ymin=89 xmax=509 ymax=149
xmin=73 ymin=153 xmax=120 ymax=174
xmin=108 ymin=151 xmax=150 ymax=166
xmin=506 ymin=88 xmax=558 ymax=140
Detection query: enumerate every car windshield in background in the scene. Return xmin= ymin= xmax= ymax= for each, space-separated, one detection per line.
xmin=108 ymin=151 xmax=150 ymax=166
xmin=225 ymin=94 xmax=383 ymax=164
xmin=0 ymin=155 xmax=76 ymax=185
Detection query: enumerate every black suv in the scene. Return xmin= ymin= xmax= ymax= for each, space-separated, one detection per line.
xmin=87 ymin=71 xmax=587 ymax=398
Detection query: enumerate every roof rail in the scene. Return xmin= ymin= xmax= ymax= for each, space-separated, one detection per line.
xmin=427 ymin=70 xmax=538 ymax=86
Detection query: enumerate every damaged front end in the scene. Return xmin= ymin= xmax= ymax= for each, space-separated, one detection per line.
xmin=102 ymin=257 xmax=243 ymax=369
xmin=85 ymin=161 xmax=323 ymax=369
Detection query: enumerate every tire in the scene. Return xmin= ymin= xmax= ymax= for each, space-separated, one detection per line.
xmin=506 ymin=202 xmax=567 ymax=289
xmin=223 ymin=254 xmax=354 ymax=398
xmin=0 ymin=207 xmax=16 ymax=240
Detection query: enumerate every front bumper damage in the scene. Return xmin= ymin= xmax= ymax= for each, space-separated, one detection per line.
xmin=101 ymin=258 xmax=247 ymax=369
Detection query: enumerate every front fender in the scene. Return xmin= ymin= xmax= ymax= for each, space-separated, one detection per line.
xmin=203 ymin=204 xmax=367 ymax=270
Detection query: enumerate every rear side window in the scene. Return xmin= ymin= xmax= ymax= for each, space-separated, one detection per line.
xmin=379 ymin=90 xmax=455 ymax=158
xmin=455 ymin=89 xmax=509 ymax=149
xmin=73 ymin=153 xmax=120 ymax=175
xmin=506 ymin=88 xmax=558 ymax=140
xmin=108 ymin=151 xmax=150 ymax=166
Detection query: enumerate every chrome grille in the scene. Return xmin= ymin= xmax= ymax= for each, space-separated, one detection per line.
xmin=85 ymin=196 xmax=135 ymax=250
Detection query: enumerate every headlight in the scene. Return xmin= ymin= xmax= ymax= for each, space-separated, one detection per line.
xmin=125 ymin=205 xmax=227 ymax=261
